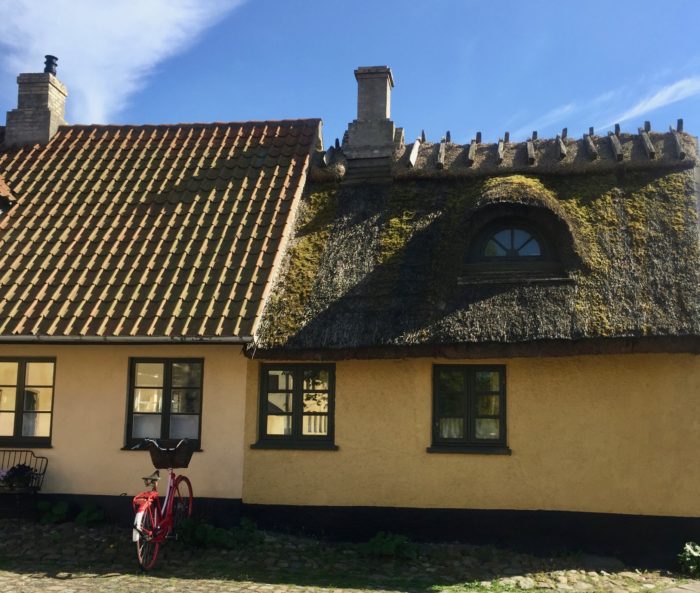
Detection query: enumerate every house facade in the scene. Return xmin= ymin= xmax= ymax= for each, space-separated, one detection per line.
xmin=1 ymin=59 xmax=699 ymax=561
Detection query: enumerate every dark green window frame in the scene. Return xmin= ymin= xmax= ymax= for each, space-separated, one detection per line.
xmin=0 ymin=358 xmax=56 ymax=448
xmin=125 ymin=358 xmax=204 ymax=450
xmin=429 ymin=365 xmax=510 ymax=455
xmin=253 ymin=364 xmax=337 ymax=450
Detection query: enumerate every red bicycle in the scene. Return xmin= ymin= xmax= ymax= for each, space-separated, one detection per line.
xmin=132 ymin=439 xmax=193 ymax=570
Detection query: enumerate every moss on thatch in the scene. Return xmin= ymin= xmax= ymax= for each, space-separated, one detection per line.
xmin=257 ymin=167 xmax=700 ymax=352
xmin=259 ymin=185 xmax=339 ymax=343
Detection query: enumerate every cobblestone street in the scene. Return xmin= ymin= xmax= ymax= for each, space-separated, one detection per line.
xmin=0 ymin=520 xmax=694 ymax=593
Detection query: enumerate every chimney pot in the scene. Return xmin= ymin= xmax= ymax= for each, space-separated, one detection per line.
xmin=44 ymin=55 xmax=58 ymax=75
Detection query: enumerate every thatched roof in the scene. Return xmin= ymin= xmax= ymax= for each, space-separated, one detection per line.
xmin=255 ymin=131 xmax=700 ymax=358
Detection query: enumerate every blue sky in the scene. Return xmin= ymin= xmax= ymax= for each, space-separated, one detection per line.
xmin=1 ymin=0 xmax=699 ymax=145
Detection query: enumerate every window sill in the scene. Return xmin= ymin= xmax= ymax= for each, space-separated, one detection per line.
xmin=121 ymin=447 xmax=203 ymax=452
xmin=457 ymin=275 xmax=573 ymax=286
xmin=0 ymin=442 xmax=52 ymax=449
xmin=251 ymin=441 xmax=339 ymax=451
xmin=426 ymin=445 xmax=512 ymax=455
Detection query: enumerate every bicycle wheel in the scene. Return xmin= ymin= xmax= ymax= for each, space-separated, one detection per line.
xmin=172 ymin=475 xmax=193 ymax=533
xmin=135 ymin=503 xmax=160 ymax=570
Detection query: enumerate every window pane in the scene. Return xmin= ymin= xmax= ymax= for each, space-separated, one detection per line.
xmin=170 ymin=415 xmax=199 ymax=439
xmin=438 ymin=370 xmax=465 ymax=394
xmin=0 ymin=412 xmax=14 ymax=436
xmin=494 ymin=229 xmax=512 ymax=248
xmin=266 ymin=415 xmax=292 ymax=435
xmin=439 ymin=418 xmax=464 ymax=439
xmin=268 ymin=392 xmax=293 ymax=413
xmin=477 ymin=395 xmax=500 ymax=415
xmin=171 ymin=362 xmax=202 ymax=388
xmin=475 ymin=418 xmax=500 ymax=439
xmin=438 ymin=391 xmax=464 ymax=416
xmin=135 ymin=363 xmax=164 ymax=387
xmin=484 ymin=239 xmax=506 ymax=256
xmin=518 ymin=237 xmax=541 ymax=256
xmin=26 ymin=362 xmax=54 ymax=386
xmin=303 ymin=369 xmax=329 ymax=391
xmin=303 ymin=414 xmax=328 ymax=435
xmin=133 ymin=414 xmax=161 ymax=438
xmin=0 ymin=362 xmax=18 ymax=385
xmin=303 ymin=392 xmax=328 ymax=413
xmin=171 ymin=389 xmax=201 ymax=414
xmin=513 ymin=229 xmax=533 ymax=250
xmin=22 ymin=412 xmax=50 ymax=437
xmin=0 ymin=387 xmax=16 ymax=411
xmin=134 ymin=388 xmax=162 ymax=413
xmin=267 ymin=370 xmax=293 ymax=392
xmin=475 ymin=371 xmax=500 ymax=392
xmin=23 ymin=388 xmax=52 ymax=412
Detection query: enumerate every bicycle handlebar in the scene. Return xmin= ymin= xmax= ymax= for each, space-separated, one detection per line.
xmin=131 ymin=438 xmax=190 ymax=452
xmin=144 ymin=438 xmax=189 ymax=452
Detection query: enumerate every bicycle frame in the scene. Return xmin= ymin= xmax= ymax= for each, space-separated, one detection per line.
xmin=132 ymin=438 xmax=193 ymax=570
xmin=132 ymin=468 xmax=177 ymax=545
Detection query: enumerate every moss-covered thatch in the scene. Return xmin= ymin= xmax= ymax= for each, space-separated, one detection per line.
xmin=257 ymin=165 xmax=700 ymax=356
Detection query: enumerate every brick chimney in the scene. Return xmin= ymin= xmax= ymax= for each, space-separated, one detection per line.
xmin=4 ymin=55 xmax=68 ymax=148
xmin=343 ymin=66 xmax=403 ymax=171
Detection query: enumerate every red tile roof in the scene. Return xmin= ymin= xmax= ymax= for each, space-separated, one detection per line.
xmin=0 ymin=120 xmax=320 ymax=340
xmin=0 ymin=174 xmax=12 ymax=200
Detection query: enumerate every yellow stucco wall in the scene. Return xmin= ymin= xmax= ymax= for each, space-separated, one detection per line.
xmin=0 ymin=344 xmax=246 ymax=499
xmin=243 ymin=354 xmax=700 ymax=517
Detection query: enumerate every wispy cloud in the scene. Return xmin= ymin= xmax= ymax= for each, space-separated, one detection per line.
xmin=0 ymin=0 xmax=244 ymax=123
xmin=512 ymin=103 xmax=576 ymax=140
xmin=589 ymin=89 xmax=619 ymax=107
xmin=601 ymin=77 xmax=700 ymax=128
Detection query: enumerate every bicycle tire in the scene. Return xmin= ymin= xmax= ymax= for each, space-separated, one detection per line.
xmin=135 ymin=503 xmax=160 ymax=570
xmin=172 ymin=475 xmax=193 ymax=533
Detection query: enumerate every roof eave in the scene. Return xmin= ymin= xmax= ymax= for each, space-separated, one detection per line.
xmin=249 ymin=335 xmax=700 ymax=361
xmin=0 ymin=335 xmax=254 ymax=345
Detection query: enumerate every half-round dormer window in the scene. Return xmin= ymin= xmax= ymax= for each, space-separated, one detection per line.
xmin=482 ymin=227 xmax=542 ymax=258
xmin=472 ymin=224 xmax=548 ymax=261
xmin=461 ymin=208 xmax=577 ymax=285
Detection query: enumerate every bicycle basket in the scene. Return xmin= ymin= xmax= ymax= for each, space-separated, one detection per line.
xmin=147 ymin=440 xmax=193 ymax=469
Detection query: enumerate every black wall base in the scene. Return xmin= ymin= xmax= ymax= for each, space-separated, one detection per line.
xmin=5 ymin=493 xmax=242 ymax=527
xmin=243 ymin=503 xmax=700 ymax=568
xmin=6 ymin=494 xmax=699 ymax=567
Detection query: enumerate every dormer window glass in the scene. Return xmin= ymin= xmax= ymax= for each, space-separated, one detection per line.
xmin=461 ymin=216 xmax=571 ymax=284
xmin=483 ymin=227 xmax=542 ymax=258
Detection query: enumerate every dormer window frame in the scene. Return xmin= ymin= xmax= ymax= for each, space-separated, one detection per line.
xmin=460 ymin=216 xmax=572 ymax=285
xmin=473 ymin=220 xmax=550 ymax=263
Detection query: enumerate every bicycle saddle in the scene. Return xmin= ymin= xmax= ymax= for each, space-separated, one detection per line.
xmin=142 ymin=470 xmax=160 ymax=482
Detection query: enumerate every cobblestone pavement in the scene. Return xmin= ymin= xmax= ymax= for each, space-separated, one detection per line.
xmin=0 ymin=520 xmax=694 ymax=593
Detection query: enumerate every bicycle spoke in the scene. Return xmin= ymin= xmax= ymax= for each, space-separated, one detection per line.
xmin=135 ymin=504 xmax=160 ymax=570
xmin=172 ymin=475 xmax=193 ymax=534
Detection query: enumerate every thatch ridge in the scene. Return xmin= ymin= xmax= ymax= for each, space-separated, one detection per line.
xmin=309 ymin=131 xmax=697 ymax=182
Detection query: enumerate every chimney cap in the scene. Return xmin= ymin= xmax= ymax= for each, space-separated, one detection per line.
xmin=44 ymin=55 xmax=58 ymax=75
xmin=354 ymin=66 xmax=394 ymax=87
